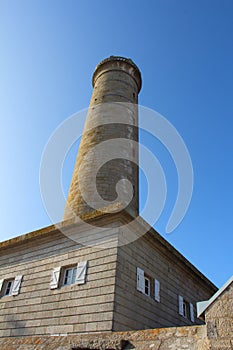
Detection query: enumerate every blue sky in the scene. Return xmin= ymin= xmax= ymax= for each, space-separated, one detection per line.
xmin=0 ymin=0 xmax=232 ymax=288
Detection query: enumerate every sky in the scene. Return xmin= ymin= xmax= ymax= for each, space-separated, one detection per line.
xmin=0 ymin=0 xmax=232 ymax=288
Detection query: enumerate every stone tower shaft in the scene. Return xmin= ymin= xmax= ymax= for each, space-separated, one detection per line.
xmin=63 ymin=56 xmax=142 ymax=221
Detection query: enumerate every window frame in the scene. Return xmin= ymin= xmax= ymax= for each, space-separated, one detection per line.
xmin=50 ymin=261 xmax=88 ymax=290
xmin=62 ymin=266 xmax=77 ymax=287
xmin=2 ymin=279 xmax=14 ymax=297
xmin=144 ymin=276 xmax=151 ymax=297
xmin=179 ymin=295 xmax=194 ymax=320
xmin=136 ymin=267 xmax=160 ymax=302
xmin=182 ymin=300 xmax=188 ymax=318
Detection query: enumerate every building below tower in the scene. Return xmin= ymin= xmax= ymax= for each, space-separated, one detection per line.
xmin=0 ymin=211 xmax=217 ymax=336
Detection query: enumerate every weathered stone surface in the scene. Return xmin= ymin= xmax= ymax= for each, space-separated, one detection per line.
xmin=0 ymin=326 xmax=209 ymax=350
xmin=63 ymin=56 xmax=141 ymax=221
xmin=205 ymin=282 xmax=233 ymax=350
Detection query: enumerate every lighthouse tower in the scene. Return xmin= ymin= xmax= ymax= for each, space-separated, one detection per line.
xmin=63 ymin=56 xmax=142 ymax=221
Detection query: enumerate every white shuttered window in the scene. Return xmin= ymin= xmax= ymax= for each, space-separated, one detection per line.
xmin=50 ymin=267 xmax=61 ymax=289
xmin=178 ymin=295 xmax=184 ymax=316
xmin=190 ymin=303 xmax=195 ymax=322
xmin=137 ymin=267 xmax=145 ymax=293
xmin=154 ymin=279 xmax=160 ymax=302
xmin=76 ymin=261 xmax=88 ymax=285
xmin=12 ymin=275 xmax=23 ymax=296
xmin=0 ymin=279 xmax=4 ymax=293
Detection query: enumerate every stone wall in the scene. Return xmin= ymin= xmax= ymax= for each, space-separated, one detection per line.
xmin=0 ymin=299 xmax=232 ymax=350
xmin=0 ymin=326 xmax=210 ymax=350
xmin=205 ymin=282 xmax=233 ymax=350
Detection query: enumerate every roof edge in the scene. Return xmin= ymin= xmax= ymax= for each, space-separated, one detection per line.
xmin=0 ymin=211 xmax=130 ymax=249
xmin=197 ymin=275 xmax=233 ymax=317
xmin=0 ymin=212 xmax=217 ymax=292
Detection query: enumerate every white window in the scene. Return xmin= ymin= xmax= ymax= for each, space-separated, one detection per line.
xmin=137 ymin=267 xmax=160 ymax=301
xmin=63 ymin=267 xmax=77 ymax=286
xmin=0 ymin=275 xmax=23 ymax=297
xmin=179 ymin=295 xmax=194 ymax=321
xmin=4 ymin=279 xmax=14 ymax=296
xmin=50 ymin=261 xmax=88 ymax=290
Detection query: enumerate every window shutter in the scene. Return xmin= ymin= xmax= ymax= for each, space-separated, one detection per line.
xmin=154 ymin=278 xmax=160 ymax=302
xmin=12 ymin=275 xmax=23 ymax=296
xmin=0 ymin=279 xmax=4 ymax=293
xmin=137 ymin=267 xmax=145 ymax=293
xmin=76 ymin=261 xmax=88 ymax=285
xmin=178 ymin=295 xmax=184 ymax=315
xmin=190 ymin=303 xmax=195 ymax=322
xmin=50 ymin=267 xmax=61 ymax=289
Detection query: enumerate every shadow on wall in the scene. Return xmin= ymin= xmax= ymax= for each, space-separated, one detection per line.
xmin=71 ymin=339 xmax=135 ymax=349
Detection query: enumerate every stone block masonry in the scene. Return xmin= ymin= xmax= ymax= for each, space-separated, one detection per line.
xmin=0 ymin=326 xmax=212 ymax=349
xmin=63 ymin=56 xmax=142 ymax=221
xmin=204 ymin=281 xmax=233 ymax=350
